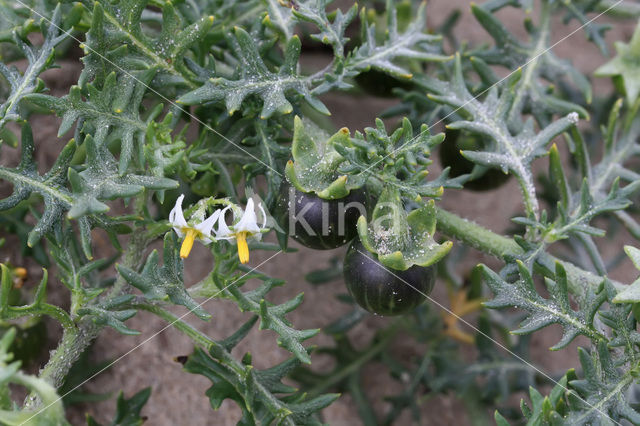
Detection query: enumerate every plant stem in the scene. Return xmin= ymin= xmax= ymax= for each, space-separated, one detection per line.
xmin=134 ymin=302 xmax=214 ymax=351
xmin=26 ymin=193 xmax=151 ymax=408
xmin=434 ymin=207 xmax=623 ymax=299
xmin=434 ymin=207 xmax=522 ymax=258
xmin=137 ymin=300 xmax=326 ymax=422
xmin=107 ymin=194 xmax=150 ymax=299
xmin=37 ymin=323 xmax=98 ymax=387
xmin=4 ymin=304 xmax=74 ymax=332
xmin=24 ymin=321 xmax=98 ymax=410
xmin=304 ymin=325 xmax=398 ymax=398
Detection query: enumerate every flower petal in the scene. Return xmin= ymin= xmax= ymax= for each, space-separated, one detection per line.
xmin=235 ymin=199 xmax=261 ymax=234
xmin=196 ymin=209 xmax=222 ymax=240
xmin=215 ymin=206 xmax=234 ymax=239
xmin=257 ymin=202 xmax=267 ymax=229
xmin=169 ymin=194 xmax=188 ymax=229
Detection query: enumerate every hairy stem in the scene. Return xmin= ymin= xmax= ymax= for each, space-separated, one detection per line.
xmin=37 ymin=323 xmax=98 ymax=387
xmin=434 ymin=207 xmax=623 ymax=300
xmin=435 ymin=207 xmax=522 ymax=257
xmin=24 ymin=321 xmax=98 ymax=410
xmin=26 ymin=194 xmax=151 ymax=408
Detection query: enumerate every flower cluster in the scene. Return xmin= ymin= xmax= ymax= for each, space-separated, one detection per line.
xmin=168 ymin=195 xmax=267 ymax=263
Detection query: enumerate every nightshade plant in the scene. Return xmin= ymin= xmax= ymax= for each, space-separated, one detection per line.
xmin=3 ymin=0 xmax=640 ymax=424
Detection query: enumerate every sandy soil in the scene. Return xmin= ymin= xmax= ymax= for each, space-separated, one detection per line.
xmin=1 ymin=1 xmax=638 ymax=425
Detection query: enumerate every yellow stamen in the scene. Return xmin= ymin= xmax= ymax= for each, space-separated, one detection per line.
xmin=180 ymin=229 xmax=198 ymax=259
xmin=237 ymin=231 xmax=250 ymax=264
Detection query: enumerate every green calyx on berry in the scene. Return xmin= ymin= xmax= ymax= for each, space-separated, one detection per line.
xmin=356 ymin=187 xmax=452 ymax=270
xmin=285 ymin=116 xmax=365 ymax=200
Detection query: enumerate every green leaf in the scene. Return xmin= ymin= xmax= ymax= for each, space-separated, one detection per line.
xmin=79 ymin=1 xmax=213 ymax=88
xmin=430 ymin=54 xmax=579 ymax=218
xmin=178 ymin=29 xmax=327 ymax=118
xmin=542 ymin=175 xmax=640 ymax=242
xmin=566 ymin=341 xmax=640 ymax=424
xmin=548 ymin=144 xmax=569 ymax=211
xmin=598 ymin=280 xmax=640 ymax=363
xmin=470 ymin=2 xmax=591 ymax=126
xmin=0 ymin=5 xmax=67 ymax=132
xmin=87 ymin=388 xmax=151 ymax=426
xmin=346 ymin=2 xmax=449 ymax=78
xmin=309 ymin=1 xmax=449 ymax=94
xmin=192 ymin=247 xmax=319 ymax=364
xmin=111 ymin=388 xmax=151 ymax=426
xmin=0 ymin=123 xmax=75 ymax=246
xmin=595 ymin=21 xmax=640 ymax=105
xmin=262 ymin=0 xmax=296 ymax=41
xmin=184 ymin=343 xmax=338 ymax=425
xmin=482 ymin=261 xmax=603 ymax=350
xmin=557 ymin=0 xmax=611 ymax=54
xmin=494 ymin=410 xmax=510 ymax=426
xmin=117 ymin=233 xmax=211 ymax=321
xmin=27 ymin=70 xmax=159 ymax=173
xmin=291 ymin=0 xmax=357 ymax=57
xmin=0 ymin=123 xmax=159 ymax=250
xmin=77 ymin=295 xmax=139 ymax=335
xmin=66 ymin=133 xmax=177 ymax=219
xmin=507 ymin=375 xmax=570 ymax=425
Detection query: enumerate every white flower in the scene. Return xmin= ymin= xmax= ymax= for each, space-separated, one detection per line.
xmin=169 ymin=194 xmax=221 ymax=259
xmin=215 ymin=198 xmax=267 ymax=264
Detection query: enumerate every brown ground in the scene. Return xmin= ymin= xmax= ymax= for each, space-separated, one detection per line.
xmin=1 ymin=1 xmax=639 ymax=425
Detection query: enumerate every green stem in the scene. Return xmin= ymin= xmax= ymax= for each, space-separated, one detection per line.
xmin=434 ymin=207 xmax=522 ymax=258
xmin=434 ymin=207 xmax=623 ymax=300
xmin=304 ymin=325 xmax=398 ymax=398
xmin=2 ymin=294 xmax=87 ymax=407
xmin=24 ymin=321 xmax=99 ymax=409
xmin=134 ymin=302 xmax=214 ymax=351
xmin=509 ymin=0 xmax=550 ymax=124
xmin=131 ymin=301 xmax=246 ymax=377
xmin=107 ymin=194 xmax=150 ymax=299
xmin=36 ymin=326 xmax=88 ymax=387
xmin=5 ymin=304 xmax=74 ymax=332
